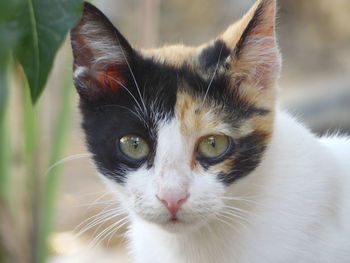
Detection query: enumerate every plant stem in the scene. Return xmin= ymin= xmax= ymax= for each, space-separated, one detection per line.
xmin=36 ymin=68 xmax=74 ymax=263
xmin=0 ymin=46 xmax=11 ymax=263
xmin=21 ymin=70 xmax=40 ymax=263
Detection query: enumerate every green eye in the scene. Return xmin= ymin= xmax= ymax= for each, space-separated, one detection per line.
xmin=197 ymin=135 xmax=230 ymax=159
xmin=119 ymin=135 xmax=150 ymax=160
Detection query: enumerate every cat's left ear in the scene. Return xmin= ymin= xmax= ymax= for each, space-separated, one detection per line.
xmin=199 ymin=0 xmax=280 ymax=92
xmin=70 ymin=2 xmax=134 ymax=100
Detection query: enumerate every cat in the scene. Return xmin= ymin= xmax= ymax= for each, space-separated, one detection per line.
xmin=70 ymin=0 xmax=350 ymax=262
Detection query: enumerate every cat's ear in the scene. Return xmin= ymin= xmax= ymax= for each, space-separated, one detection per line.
xmin=199 ymin=0 xmax=280 ymax=92
xmin=70 ymin=2 xmax=133 ymax=100
xmin=228 ymin=0 xmax=280 ymax=86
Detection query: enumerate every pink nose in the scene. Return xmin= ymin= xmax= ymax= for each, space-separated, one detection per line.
xmin=156 ymin=190 xmax=189 ymax=218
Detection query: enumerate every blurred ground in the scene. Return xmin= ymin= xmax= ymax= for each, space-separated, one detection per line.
xmin=14 ymin=0 xmax=349 ymax=262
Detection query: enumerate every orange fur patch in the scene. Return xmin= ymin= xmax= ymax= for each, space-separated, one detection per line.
xmin=175 ymin=90 xmax=273 ymax=172
xmin=141 ymin=45 xmax=197 ymax=68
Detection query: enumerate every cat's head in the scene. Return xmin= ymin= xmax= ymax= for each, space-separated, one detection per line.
xmin=71 ymin=0 xmax=280 ymax=233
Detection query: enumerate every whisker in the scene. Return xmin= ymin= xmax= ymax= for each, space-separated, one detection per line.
xmin=84 ymin=192 xmax=114 ymax=211
xmin=217 ymin=212 xmax=249 ymax=232
xmin=98 ymin=104 xmax=146 ymax=124
xmin=106 ymin=218 xmax=129 ymax=248
xmin=88 ymin=219 xmax=123 ymax=248
xmin=45 ymin=153 xmax=92 ymax=175
xmin=102 ymin=218 xmax=129 ymax=248
xmin=76 ymin=211 xmax=125 ymax=240
xmin=90 ymin=208 xmax=126 ymax=239
xmin=201 ymin=42 xmax=225 ymax=108
xmin=112 ymin=32 xmax=147 ymax=116
xmin=76 ymin=190 xmax=107 ymax=197
xmin=214 ymin=214 xmax=241 ymax=235
xmin=219 ymin=210 xmax=250 ymax=225
xmin=75 ymin=200 xmax=118 ymax=208
xmin=221 ymin=205 xmax=253 ymax=216
xmin=74 ymin=207 xmax=125 ymax=236
xmin=221 ymin=196 xmax=259 ymax=205
xmin=99 ymin=72 xmax=145 ymax=117
xmin=88 ymin=216 xmax=129 ymax=249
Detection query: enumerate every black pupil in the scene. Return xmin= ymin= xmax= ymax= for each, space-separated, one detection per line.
xmin=131 ymin=137 xmax=139 ymax=149
xmin=209 ymin=137 xmax=216 ymax=148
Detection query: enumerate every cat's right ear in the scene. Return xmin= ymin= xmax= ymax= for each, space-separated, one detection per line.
xmin=70 ymin=2 xmax=133 ymax=100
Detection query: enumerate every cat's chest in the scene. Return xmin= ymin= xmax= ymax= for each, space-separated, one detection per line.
xmin=129 ymin=220 xmax=248 ymax=263
xmin=128 ymin=217 xmax=327 ymax=263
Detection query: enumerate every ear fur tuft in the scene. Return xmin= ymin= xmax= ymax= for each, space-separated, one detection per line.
xmin=221 ymin=0 xmax=281 ymax=89
xmin=70 ymin=2 xmax=134 ymax=98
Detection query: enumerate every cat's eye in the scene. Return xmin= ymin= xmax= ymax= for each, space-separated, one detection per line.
xmin=197 ymin=135 xmax=231 ymax=159
xmin=119 ymin=135 xmax=150 ymax=161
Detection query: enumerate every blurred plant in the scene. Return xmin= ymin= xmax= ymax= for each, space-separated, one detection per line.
xmin=0 ymin=0 xmax=83 ymax=262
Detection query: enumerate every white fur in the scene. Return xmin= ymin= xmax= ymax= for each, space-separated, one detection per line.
xmin=78 ymin=19 xmax=125 ymax=66
xmin=73 ymin=66 xmax=88 ymax=78
xmin=105 ymin=109 xmax=350 ymax=263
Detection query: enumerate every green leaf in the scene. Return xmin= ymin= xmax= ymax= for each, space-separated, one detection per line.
xmin=8 ymin=0 xmax=83 ymax=103
xmin=0 ymin=51 xmax=11 ymax=215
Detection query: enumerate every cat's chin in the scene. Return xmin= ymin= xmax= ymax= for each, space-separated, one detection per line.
xmin=155 ymin=218 xmax=208 ymax=234
xmin=133 ymin=210 xmax=216 ymax=234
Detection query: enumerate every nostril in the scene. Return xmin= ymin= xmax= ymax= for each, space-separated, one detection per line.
xmin=177 ymin=194 xmax=189 ymax=206
xmin=157 ymin=196 xmax=169 ymax=207
xmin=156 ymin=193 xmax=189 ymax=217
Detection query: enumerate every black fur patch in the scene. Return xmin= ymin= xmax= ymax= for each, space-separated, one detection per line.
xmin=218 ymin=131 xmax=268 ymax=185
xmin=198 ymin=40 xmax=231 ymax=70
xmin=78 ymin=55 xmax=179 ymax=183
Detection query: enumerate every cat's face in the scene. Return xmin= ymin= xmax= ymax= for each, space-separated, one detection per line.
xmin=71 ymin=0 xmax=280 ymax=232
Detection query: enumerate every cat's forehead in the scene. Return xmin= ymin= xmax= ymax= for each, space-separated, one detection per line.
xmin=139 ymin=18 xmax=244 ymax=69
xmin=133 ymin=46 xmax=274 ymax=145
xmin=141 ymin=45 xmax=198 ymax=68
xmin=173 ymin=89 xmax=272 ymax=143
xmin=139 ymin=41 xmax=231 ymax=76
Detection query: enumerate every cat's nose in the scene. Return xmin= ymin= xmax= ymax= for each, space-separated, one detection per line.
xmin=156 ymin=190 xmax=189 ymax=218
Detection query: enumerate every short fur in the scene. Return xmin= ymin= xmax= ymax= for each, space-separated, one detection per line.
xmin=70 ymin=0 xmax=350 ymax=262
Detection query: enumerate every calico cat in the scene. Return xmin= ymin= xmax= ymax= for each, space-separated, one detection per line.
xmin=70 ymin=0 xmax=350 ymax=262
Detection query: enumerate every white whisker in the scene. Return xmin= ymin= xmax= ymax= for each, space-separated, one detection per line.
xmin=88 ymin=216 xmax=129 ymax=249
xmin=45 ymin=153 xmax=92 ymax=175
xmin=74 ymin=207 xmax=125 ymax=236
xmin=222 ymin=205 xmax=253 ymax=216
xmin=112 ymin=32 xmax=147 ymax=116
xmin=219 ymin=210 xmax=250 ymax=225
xmin=201 ymin=42 xmax=225 ymax=108
xmin=106 ymin=218 xmax=129 ymax=248
xmin=98 ymin=104 xmax=146 ymax=124
xmin=99 ymin=73 xmax=145 ymax=117
xmin=214 ymin=214 xmax=241 ymax=235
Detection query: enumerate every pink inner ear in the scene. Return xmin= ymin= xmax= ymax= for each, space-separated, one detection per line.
xmin=96 ymin=65 xmax=126 ymax=91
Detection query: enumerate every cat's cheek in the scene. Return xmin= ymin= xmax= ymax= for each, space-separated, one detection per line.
xmin=117 ymin=168 xmax=167 ymax=220
xmin=96 ymin=172 xmax=128 ymax=202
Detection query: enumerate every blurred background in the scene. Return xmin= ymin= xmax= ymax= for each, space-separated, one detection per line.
xmin=2 ymin=0 xmax=350 ymax=262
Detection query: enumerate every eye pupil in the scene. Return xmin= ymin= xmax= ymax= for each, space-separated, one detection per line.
xmin=208 ymin=136 xmax=216 ymax=148
xmin=132 ymin=137 xmax=139 ymax=149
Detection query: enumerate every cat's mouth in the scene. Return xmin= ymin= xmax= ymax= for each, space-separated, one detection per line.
xmin=168 ymin=216 xmax=183 ymax=224
xmin=161 ymin=214 xmax=184 ymax=224
xmin=158 ymin=217 xmax=205 ymax=234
